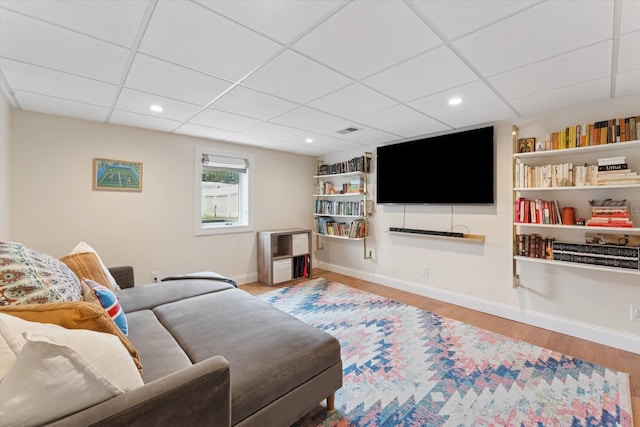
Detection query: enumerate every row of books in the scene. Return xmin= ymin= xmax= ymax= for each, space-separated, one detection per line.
xmin=515 ymin=162 xmax=598 ymax=188
xmin=315 ymin=217 xmax=366 ymax=238
xmin=587 ymin=205 xmax=634 ymax=228
xmin=317 ymin=179 xmax=365 ymax=195
xmin=552 ymin=242 xmax=639 ymax=271
xmin=515 ymin=233 xmax=554 ymax=259
xmin=314 ymin=200 xmax=367 ymax=216
xmin=515 ymin=198 xmax=565 ymax=224
xmin=516 ymin=234 xmax=640 ymax=270
xmin=317 ymin=155 xmax=370 ymax=176
xmin=539 ymin=115 xmax=639 ymax=151
xmin=291 ymin=255 xmax=310 ymax=279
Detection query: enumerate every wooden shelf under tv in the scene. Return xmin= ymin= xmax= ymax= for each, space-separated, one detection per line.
xmin=388 ymin=230 xmax=485 ymax=242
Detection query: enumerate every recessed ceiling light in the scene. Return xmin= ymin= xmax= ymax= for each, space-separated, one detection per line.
xmin=305 ymin=138 xmax=313 ymax=143
xmin=149 ymin=104 xmax=163 ymax=112
xmin=448 ymin=97 xmax=462 ymax=106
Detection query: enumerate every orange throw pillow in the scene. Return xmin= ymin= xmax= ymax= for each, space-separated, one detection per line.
xmin=60 ymin=252 xmax=118 ymax=295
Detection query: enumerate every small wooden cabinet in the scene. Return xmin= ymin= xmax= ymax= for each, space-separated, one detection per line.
xmin=257 ymin=229 xmax=312 ymax=285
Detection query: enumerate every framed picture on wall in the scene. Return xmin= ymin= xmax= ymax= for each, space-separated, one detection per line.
xmin=93 ymin=158 xmax=143 ymax=191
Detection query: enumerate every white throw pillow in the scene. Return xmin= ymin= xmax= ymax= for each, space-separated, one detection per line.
xmin=0 ymin=313 xmax=143 ymax=426
xmin=70 ymin=242 xmax=121 ymax=291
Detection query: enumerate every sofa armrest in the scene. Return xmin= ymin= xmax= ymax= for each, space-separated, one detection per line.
xmin=109 ymin=266 xmax=135 ymax=289
xmin=47 ymin=356 xmax=231 ymax=427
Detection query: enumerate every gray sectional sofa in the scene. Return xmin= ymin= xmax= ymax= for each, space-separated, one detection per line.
xmin=50 ymin=268 xmax=343 ymax=426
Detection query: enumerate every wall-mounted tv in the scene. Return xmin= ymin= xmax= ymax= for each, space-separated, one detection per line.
xmin=376 ymin=126 xmax=494 ymax=205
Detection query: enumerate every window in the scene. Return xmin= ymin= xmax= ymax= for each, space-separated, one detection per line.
xmin=195 ymin=146 xmax=253 ymax=235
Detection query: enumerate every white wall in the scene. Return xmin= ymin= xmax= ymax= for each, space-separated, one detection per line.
xmin=316 ymin=95 xmax=640 ymax=353
xmin=0 ymin=91 xmax=10 ymax=241
xmin=9 ymin=110 xmax=317 ymax=285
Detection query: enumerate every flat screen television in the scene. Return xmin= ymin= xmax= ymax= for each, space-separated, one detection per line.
xmin=376 ymin=126 xmax=494 ymax=204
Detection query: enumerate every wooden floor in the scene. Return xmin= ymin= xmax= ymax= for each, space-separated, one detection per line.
xmin=241 ymin=269 xmax=639 ymax=424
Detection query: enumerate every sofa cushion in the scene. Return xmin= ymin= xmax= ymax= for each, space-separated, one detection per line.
xmin=0 ymin=313 xmax=143 ymax=426
xmin=119 ymin=279 xmax=235 ymax=313
xmin=60 ymin=251 xmax=118 ymax=295
xmin=0 ymin=301 xmax=142 ymax=372
xmin=0 ymin=241 xmax=82 ymax=305
xmin=125 ymin=310 xmax=193 ymax=384
xmin=152 ymin=288 xmax=342 ymax=425
xmin=82 ymin=279 xmax=129 ymax=335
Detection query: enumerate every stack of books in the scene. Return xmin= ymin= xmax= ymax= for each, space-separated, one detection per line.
xmin=596 ymin=156 xmax=640 ymax=185
xmin=586 ymin=205 xmax=634 ymax=228
xmin=552 ymin=242 xmax=639 ymax=271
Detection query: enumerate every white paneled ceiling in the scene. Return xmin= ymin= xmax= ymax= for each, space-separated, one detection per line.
xmin=1 ymin=0 xmax=638 ymax=156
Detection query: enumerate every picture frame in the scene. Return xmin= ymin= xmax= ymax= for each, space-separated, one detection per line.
xmin=517 ymin=137 xmax=535 ymax=153
xmin=93 ymin=158 xmax=143 ymax=191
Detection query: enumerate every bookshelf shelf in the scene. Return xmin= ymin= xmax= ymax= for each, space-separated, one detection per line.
xmin=514 ymin=256 xmax=640 ymax=276
xmin=512 ymin=123 xmax=640 ymax=285
xmin=314 ymin=153 xmax=372 ymax=259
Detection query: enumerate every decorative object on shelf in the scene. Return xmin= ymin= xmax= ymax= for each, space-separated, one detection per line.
xmin=517 ymin=137 xmax=535 ymax=153
xmin=93 ymin=158 xmax=142 ymax=192
xmin=561 ymin=207 xmax=577 ymax=225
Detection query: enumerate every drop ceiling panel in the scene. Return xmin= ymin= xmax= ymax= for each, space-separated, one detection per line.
xmin=410 ymin=0 xmax=539 ymax=39
xmin=354 ymin=105 xmax=450 ymax=138
xmin=0 ymin=59 xmax=117 ymax=107
xmin=230 ymin=122 xmax=302 ymax=142
xmin=621 ymin=0 xmax=640 ymax=33
xmin=195 ymin=0 xmax=342 ymax=44
xmin=0 ymin=0 xmax=147 ymax=47
xmin=293 ymin=1 xmax=441 ymax=79
xmin=125 ymin=54 xmax=233 ymax=106
xmin=114 ymin=88 xmax=203 ymax=122
xmin=210 ymin=86 xmax=298 ymax=121
xmin=284 ymin=132 xmax=368 ymax=152
xmin=615 ymin=69 xmax=640 ymax=97
xmin=138 ymin=1 xmax=283 ymax=81
xmin=363 ymin=46 xmax=478 ymax=102
xmin=454 ymin=1 xmax=614 ymax=76
xmin=437 ymin=102 xmax=516 ymax=129
xmin=408 ymin=81 xmax=503 ymax=118
xmin=14 ymin=91 xmax=109 ymax=123
xmin=270 ymin=106 xmax=343 ymax=131
xmin=189 ymin=108 xmax=261 ymax=132
xmin=618 ymin=31 xmax=640 ymax=74
xmin=174 ymin=123 xmax=236 ymax=141
xmin=510 ymin=77 xmax=611 ymax=117
xmin=308 ymin=83 xmax=397 ymax=119
xmin=0 ymin=10 xmax=129 ymax=84
xmin=489 ymin=41 xmax=613 ymax=100
xmin=243 ymin=50 xmax=352 ymax=104
xmin=110 ymin=110 xmax=183 ymax=132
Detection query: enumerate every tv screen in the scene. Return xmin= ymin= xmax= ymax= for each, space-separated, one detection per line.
xmin=376 ymin=126 xmax=494 ymax=204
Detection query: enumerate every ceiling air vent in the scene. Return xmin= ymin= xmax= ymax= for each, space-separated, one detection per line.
xmin=336 ymin=127 xmax=361 ymax=135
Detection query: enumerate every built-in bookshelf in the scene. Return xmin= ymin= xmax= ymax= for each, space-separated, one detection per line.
xmin=313 ymin=153 xmax=372 ymax=259
xmin=512 ymin=118 xmax=640 ymax=284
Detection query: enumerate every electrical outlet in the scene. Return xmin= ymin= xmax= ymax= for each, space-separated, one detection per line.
xmin=152 ymin=271 xmax=160 ymax=283
xmin=631 ymin=202 xmax=640 ymax=216
xmin=631 ymin=305 xmax=640 ymax=321
xmin=368 ymin=249 xmax=374 ymax=259
xmin=423 ymin=267 xmax=430 ymax=278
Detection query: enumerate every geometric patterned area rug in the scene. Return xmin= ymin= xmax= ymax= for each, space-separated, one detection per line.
xmin=256 ymin=278 xmax=633 ymax=427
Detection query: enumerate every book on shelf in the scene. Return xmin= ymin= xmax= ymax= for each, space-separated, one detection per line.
xmin=551 ymin=241 xmax=640 ymax=270
xmin=598 ymin=163 xmax=628 ymax=171
xmin=597 ymin=156 xmax=626 ymax=166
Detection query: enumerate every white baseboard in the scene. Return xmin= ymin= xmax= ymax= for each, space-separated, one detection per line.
xmin=234 ymin=272 xmax=258 ymax=286
xmin=316 ymin=261 xmax=640 ymax=354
